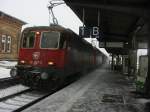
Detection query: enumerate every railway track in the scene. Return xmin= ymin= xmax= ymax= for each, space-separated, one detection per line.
xmin=0 ymin=72 xmax=83 ymax=112
xmin=0 ymin=77 xmax=19 ymax=89
xmin=0 ymin=77 xmax=13 ymax=82
xmin=0 ymin=85 xmax=58 ymax=112
xmin=0 ymin=77 xmax=17 ymax=84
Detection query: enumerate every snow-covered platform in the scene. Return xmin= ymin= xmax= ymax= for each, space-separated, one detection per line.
xmin=23 ymin=65 xmax=148 ymax=112
xmin=0 ymin=61 xmax=17 ymax=78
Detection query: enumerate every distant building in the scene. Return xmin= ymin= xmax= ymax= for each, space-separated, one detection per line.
xmin=0 ymin=11 xmax=26 ymax=60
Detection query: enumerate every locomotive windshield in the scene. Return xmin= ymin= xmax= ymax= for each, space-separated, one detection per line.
xmin=22 ymin=32 xmax=35 ymax=48
xmin=41 ymin=32 xmax=60 ymax=48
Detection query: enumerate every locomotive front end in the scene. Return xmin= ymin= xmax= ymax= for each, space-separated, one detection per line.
xmin=10 ymin=27 xmax=65 ymax=87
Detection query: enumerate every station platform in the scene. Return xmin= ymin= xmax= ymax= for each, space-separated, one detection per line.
xmin=23 ymin=65 xmax=148 ymax=112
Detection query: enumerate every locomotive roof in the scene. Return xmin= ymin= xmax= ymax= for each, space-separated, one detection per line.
xmin=23 ymin=25 xmax=67 ymax=32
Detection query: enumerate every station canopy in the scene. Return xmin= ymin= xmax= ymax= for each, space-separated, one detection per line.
xmin=64 ymin=0 xmax=149 ymax=55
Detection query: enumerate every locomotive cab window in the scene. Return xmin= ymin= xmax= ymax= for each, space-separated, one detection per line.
xmin=41 ymin=32 xmax=60 ymax=49
xmin=59 ymin=34 xmax=67 ymax=49
xmin=22 ymin=32 xmax=35 ymax=48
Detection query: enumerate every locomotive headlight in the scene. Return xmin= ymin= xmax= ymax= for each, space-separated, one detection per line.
xmin=41 ymin=72 xmax=49 ymax=80
xmin=48 ymin=61 xmax=54 ymax=66
xmin=20 ymin=60 xmax=26 ymax=64
xmin=36 ymin=31 xmax=40 ymax=35
xmin=10 ymin=68 xmax=17 ymax=78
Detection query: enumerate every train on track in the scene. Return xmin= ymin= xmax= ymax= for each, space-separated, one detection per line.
xmin=10 ymin=25 xmax=106 ymax=88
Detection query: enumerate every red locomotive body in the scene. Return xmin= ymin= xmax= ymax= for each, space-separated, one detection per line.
xmin=10 ymin=26 xmax=105 ymax=87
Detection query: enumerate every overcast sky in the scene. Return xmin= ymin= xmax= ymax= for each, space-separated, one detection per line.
xmin=0 ymin=0 xmax=83 ymax=33
xmin=0 ymin=0 xmax=109 ymax=56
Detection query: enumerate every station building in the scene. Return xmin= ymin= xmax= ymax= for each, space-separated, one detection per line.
xmin=0 ymin=11 xmax=26 ymax=60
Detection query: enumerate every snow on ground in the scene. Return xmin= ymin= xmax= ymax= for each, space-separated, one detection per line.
xmin=0 ymin=84 xmax=28 ymax=99
xmin=0 ymin=61 xmax=17 ymax=79
xmin=0 ymin=67 xmax=11 ymax=78
xmin=0 ymin=61 xmax=17 ymax=68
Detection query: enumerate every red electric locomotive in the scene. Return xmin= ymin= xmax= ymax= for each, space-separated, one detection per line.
xmin=10 ymin=25 xmax=104 ymax=88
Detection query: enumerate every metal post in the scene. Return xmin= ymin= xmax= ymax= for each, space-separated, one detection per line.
xmin=82 ymin=8 xmax=85 ymax=38
xmin=144 ymin=22 xmax=150 ymax=96
xmin=111 ymin=54 xmax=114 ymax=70
xmin=98 ymin=9 xmax=100 ymax=27
xmin=82 ymin=8 xmax=85 ymax=27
